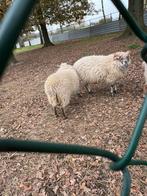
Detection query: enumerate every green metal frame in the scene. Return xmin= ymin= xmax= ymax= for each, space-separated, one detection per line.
xmin=0 ymin=0 xmax=147 ymax=195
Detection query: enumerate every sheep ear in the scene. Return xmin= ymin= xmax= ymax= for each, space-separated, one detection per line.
xmin=126 ymin=50 xmax=131 ymax=55
xmin=113 ymin=53 xmax=121 ymax=61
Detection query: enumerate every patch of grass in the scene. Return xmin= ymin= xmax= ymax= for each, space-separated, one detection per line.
xmin=128 ymin=43 xmax=141 ymax=49
xmin=14 ymin=44 xmax=43 ymax=54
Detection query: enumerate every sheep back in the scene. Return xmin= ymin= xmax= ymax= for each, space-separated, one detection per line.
xmin=44 ymin=67 xmax=79 ymax=108
xmin=73 ymin=55 xmax=126 ymax=85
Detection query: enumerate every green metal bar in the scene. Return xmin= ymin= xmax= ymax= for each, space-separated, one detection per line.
xmin=141 ymin=44 xmax=147 ymax=62
xmin=111 ymin=0 xmax=147 ymax=42
xmin=0 ymin=139 xmax=119 ymax=162
xmin=0 ymin=0 xmax=146 ymax=195
xmin=121 ymin=168 xmax=131 ymax=196
xmin=111 ymin=96 xmax=147 ymax=171
xmin=0 ymin=0 xmax=37 ymax=77
xmin=129 ymin=159 xmax=147 ymax=166
xmin=0 ymin=138 xmax=132 ymax=196
xmin=111 ymin=0 xmax=147 ymax=65
xmin=0 ymin=138 xmax=146 ymax=167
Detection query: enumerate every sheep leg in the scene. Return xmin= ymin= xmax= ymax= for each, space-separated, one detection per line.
xmin=110 ymin=85 xmax=114 ymax=96
xmin=77 ymin=92 xmax=82 ymax=97
xmin=110 ymin=85 xmax=117 ymax=96
xmin=114 ymin=85 xmax=117 ymax=94
xmin=54 ymin=107 xmax=59 ymax=117
xmin=61 ymin=108 xmax=67 ymax=119
xmin=85 ymin=84 xmax=92 ymax=94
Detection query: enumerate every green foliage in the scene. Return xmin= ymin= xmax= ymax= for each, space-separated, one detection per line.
xmin=0 ymin=0 xmax=96 ymax=46
xmin=45 ymin=0 xmax=95 ymax=25
xmin=0 ymin=0 xmax=11 ymax=20
xmin=128 ymin=43 xmax=141 ymax=49
xmin=31 ymin=0 xmax=95 ymax=26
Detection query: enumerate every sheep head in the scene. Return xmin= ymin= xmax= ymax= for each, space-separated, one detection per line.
xmin=60 ymin=63 xmax=73 ymax=69
xmin=113 ymin=51 xmax=131 ymax=71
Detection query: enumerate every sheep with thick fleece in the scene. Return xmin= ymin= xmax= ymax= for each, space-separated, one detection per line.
xmin=73 ymin=51 xmax=131 ymax=95
xmin=44 ymin=63 xmax=80 ymax=118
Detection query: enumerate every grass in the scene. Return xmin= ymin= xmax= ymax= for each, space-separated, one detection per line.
xmin=128 ymin=43 xmax=141 ymax=49
xmin=14 ymin=44 xmax=43 ymax=54
xmin=13 ymin=32 xmax=122 ymax=54
xmin=14 ymin=32 xmax=121 ymax=54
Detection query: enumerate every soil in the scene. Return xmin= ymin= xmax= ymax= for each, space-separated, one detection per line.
xmin=0 ymin=35 xmax=147 ymax=195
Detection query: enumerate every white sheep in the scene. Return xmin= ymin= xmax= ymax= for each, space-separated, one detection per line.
xmin=73 ymin=51 xmax=131 ymax=96
xmin=142 ymin=61 xmax=147 ymax=95
xmin=44 ymin=63 xmax=80 ymax=118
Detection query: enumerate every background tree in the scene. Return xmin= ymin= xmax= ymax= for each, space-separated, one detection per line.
xmin=32 ymin=1 xmax=54 ymax=46
xmin=44 ymin=0 xmax=95 ymax=26
xmin=31 ymin=0 xmax=95 ymax=46
xmin=122 ymin=0 xmax=145 ymax=37
xmin=1 ymin=0 xmax=95 ymax=47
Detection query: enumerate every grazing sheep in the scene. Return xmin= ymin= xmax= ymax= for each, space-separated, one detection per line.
xmin=44 ymin=63 xmax=80 ymax=118
xmin=73 ymin=51 xmax=131 ymax=96
xmin=142 ymin=61 xmax=147 ymax=95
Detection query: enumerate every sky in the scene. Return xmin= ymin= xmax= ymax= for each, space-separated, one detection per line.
xmin=86 ymin=0 xmax=128 ymax=22
xmin=92 ymin=0 xmax=128 ymax=14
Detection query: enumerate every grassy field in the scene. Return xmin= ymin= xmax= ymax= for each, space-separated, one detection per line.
xmin=14 ymin=33 xmax=121 ymax=54
xmin=14 ymin=44 xmax=43 ymax=54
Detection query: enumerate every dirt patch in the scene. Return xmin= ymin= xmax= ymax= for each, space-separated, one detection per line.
xmin=0 ymin=35 xmax=146 ymax=195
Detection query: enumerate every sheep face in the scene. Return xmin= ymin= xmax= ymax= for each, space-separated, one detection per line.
xmin=113 ymin=51 xmax=131 ymax=71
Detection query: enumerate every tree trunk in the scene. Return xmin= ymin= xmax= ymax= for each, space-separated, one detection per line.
xmin=10 ymin=53 xmax=17 ymax=64
xmin=122 ymin=0 xmax=145 ymax=37
xmin=40 ymin=22 xmax=54 ymax=47
xmin=101 ymin=0 xmax=106 ymax=23
xmin=38 ymin=25 xmax=44 ymax=44
xmin=36 ymin=2 xmax=54 ymax=47
xmin=18 ymin=37 xmax=25 ymax=48
xmin=28 ymin=40 xmax=31 ymax=46
xmin=60 ymin=23 xmax=63 ymax=33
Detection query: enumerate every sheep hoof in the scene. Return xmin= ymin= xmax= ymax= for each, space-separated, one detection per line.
xmin=111 ymin=92 xmax=117 ymax=97
xmin=85 ymin=84 xmax=92 ymax=94
xmin=113 ymin=90 xmax=117 ymax=95
xmin=88 ymin=91 xmax=94 ymax=95
xmin=110 ymin=85 xmax=117 ymax=96
xmin=77 ymin=93 xmax=82 ymax=97
xmin=63 ymin=116 xmax=68 ymax=120
xmin=61 ymin=108 xmax=67 ymax=119
xmin=54 ymin=107 xmax=59 ymax=117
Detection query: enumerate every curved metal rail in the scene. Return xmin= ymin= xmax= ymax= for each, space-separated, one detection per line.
xmin=0 ymin=0 xmax=146 ymax=195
